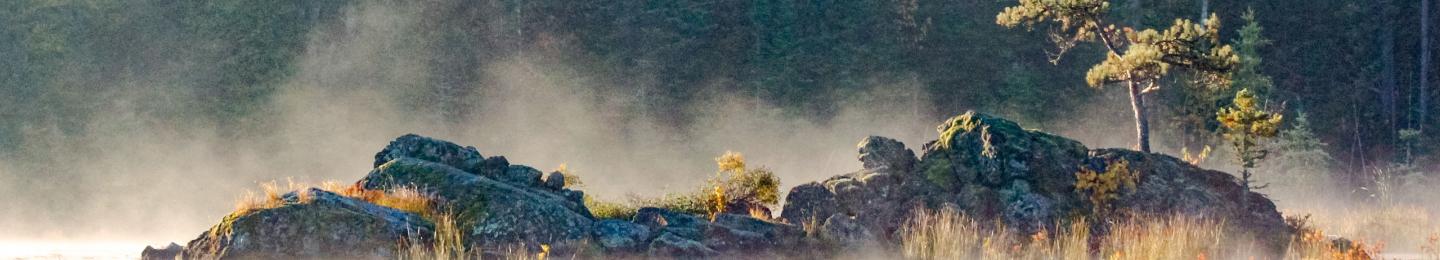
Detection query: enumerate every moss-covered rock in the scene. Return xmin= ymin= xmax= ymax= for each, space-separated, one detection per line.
xmin=181 ymin=188 xmax=433 ymax=259
xmin=361 ymin=157 xmax=593 ymax=250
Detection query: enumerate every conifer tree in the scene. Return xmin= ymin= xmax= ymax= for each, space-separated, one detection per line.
xmin=1231 ymin=9 xmax=1273 ymax=96
xmin=1264 ymin=111 xmax=1334 ymax=198
xmin=1217 ymin=89 xmax=1283 ymax=197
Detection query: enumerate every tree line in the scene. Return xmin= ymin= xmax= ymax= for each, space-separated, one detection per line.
xmin=0 ymin=0 xmax=1433 ymax=188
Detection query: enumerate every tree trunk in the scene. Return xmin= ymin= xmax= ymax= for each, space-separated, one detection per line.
xmin=1128 ymin=79 xmax=1152 ymax=153
xmin=1199 ymin=0 xmax=1209 ymax=21
xmin=1380 ymin=0 xmax=1399 ymax=137
xmin=1421 ymin=0 xmax=1432 ymax=132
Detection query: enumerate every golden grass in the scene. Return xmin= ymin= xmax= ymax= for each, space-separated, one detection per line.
xmin=401 ymin=210 xmax=478 ymax=260
xmin=900 ymin=207 xmax=1376 ymax=260
xmin=369 ymin=185 xmax=439 ymax=219
xmin=1100 ymin=216 xmax=1226 ymax=260
xmin=232 ymin=179 xmax=309 ymax=214
xmin=230 ymin=179 xmax=442 ymax=215
xmin=900 ymin=207 xmax=1088 ymax=259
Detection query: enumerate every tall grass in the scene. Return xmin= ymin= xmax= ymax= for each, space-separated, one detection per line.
xmin=401 ymin=210 xmax=478 ymax=260
xmin=1100 ymin=216 xmax=1226 ymax=260
xmin=900 ymin=207 xmax=1373 ymax=259
xmin=899 ymin=207 xmax=1088 ymax=259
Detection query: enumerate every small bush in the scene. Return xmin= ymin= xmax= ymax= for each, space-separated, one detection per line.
xmin=703 ymin=151 xmax=781 ymax=219
xmin=571 ymin=151 xmax=782 ymax=221
xmin=1074 ymin=159 xmax=1137 ymax=214
xmin=1286 ymin=214 xmax=1378 ymax=260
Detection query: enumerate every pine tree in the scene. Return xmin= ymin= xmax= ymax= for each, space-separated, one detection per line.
xmin=1217 ymin=89 xmax=1284 ymax=197
xmin=996 ymin=0 xmax=1240 ymax=153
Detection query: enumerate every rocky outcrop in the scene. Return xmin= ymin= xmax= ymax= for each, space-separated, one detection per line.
xmin=164 ymin=111 xmax=1297 ymax=258
xmin=181 ymin=188 xmax=433 ymax=259
xmin=781 ymin=111 xmax=1294 ymax=252
xmin=173 ymin=134 xmax=594 ymax=259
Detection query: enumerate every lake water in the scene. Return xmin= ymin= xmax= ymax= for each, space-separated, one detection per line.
xmin=0 ymin=241 xmax=141 ymax=260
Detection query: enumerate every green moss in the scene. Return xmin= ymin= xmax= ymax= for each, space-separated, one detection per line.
xmin=935 ymin=112 xmax=981 ymax=151
xmin=923 ymin=156 xmax=958 ymax=190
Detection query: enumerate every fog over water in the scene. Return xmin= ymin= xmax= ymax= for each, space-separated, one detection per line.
xmin=0 ymin=1 xmax=950 ymax=245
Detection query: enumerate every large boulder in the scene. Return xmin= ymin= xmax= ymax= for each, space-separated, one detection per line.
xmin=781 ymin=111 xmax=1294 ymax=252
xmin=592 ymin=220 xmax=651 ymax=251
xmin=1091 ymin=148 xmax=1293 ymax=250
xmin=858 ymin=136 xmax=917 ymax=173
xmin=361 ymin=157 xmax=593 ymax=249
xmin=626 ymin=207 xmax=810 ymax=258
xmin=374 ymin=134 xmax=485 ymax=173
xmin=648 ymin=232 xmax=718 ymax=257
xmin=141 ymin=243 xmax=182 ymax=260
xmin=917 ymin=111 xmax=1090 ymax=234
xmin=181 ymin=188 xmax=433 ymax=259
xmin=781 ymin=136 xmax=930 ymax=241
xmin=633 ymin=207 xmax=709 ymax=241
xmin=703 ymin=213 xmax=805 ymax=251
xmin=374 ymin=134 xmax=547 ymax=188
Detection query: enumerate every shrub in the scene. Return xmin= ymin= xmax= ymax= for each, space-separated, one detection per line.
xmin=1074 ymin=159 xmax=1137 ymax=214
xmin=1285 ymin=214 xmax=1378 ymax=260
xmin=703 ymin=151 xmax=781 ymax=219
